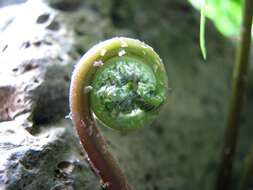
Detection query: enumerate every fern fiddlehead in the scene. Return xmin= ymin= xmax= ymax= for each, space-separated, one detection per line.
xmin=69 ymin=37 xmax=168 ymax=189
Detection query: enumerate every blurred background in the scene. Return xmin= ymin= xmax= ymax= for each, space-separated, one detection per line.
xmin=0 ymin=0 xmax=253 ymax=190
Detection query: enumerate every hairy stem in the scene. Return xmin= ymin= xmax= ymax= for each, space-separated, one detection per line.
xmin=69 ymin=37 xmax=167 ymax=190
xmin=215 ymin=0 xmax=253 ymax=190
xmin=69 ymin=40 xmax=133 ymax=190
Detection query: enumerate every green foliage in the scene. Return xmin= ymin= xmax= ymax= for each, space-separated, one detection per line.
xmin=200 ymin=0 xmax=207 ymax=60
xmin=189 ymin=0 xmax=242 ymax=36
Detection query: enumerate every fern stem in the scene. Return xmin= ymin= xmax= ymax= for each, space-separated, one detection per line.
xmin=215 ymin=0 xmax=253 ymax=190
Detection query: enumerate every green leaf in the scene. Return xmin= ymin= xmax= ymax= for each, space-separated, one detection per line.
xmin=188 ymin=0 xmax=242 ymax=36
xmin=200 ymin=0 xmax=207 ymax=60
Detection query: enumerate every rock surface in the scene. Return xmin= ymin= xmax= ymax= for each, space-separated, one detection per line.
xmin=0 ymin=118 xmax=100 ymax=190
xmin=0 ymin=0 xmax=253 ymax=190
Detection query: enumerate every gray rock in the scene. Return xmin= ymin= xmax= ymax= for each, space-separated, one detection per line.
xmin=0 ymin=118 xmax=99 ymax=190
xmin=0 ymin=0 xmax=76 ymax=123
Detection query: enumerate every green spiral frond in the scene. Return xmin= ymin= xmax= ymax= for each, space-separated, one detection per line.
xmin=74 ymin=37 xmax=168 ymax=131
